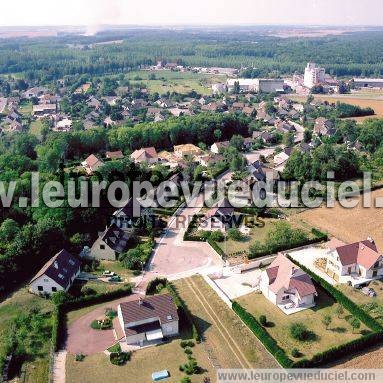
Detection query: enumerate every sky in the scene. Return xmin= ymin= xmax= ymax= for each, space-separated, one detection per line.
xmin=0 ymin=0 xmax=382 ymax=27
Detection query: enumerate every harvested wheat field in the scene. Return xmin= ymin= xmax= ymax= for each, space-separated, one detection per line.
xmin=330 ymin=346 xmax=383 ymax=368
xmin=294 ymin=189 xmax=383 ymax=249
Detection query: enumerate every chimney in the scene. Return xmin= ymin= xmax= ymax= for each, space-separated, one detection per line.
xmin=367 ymin=236 xmax=374 ymax=243
xmin=138 ymin=297 xmax=142 ymax=306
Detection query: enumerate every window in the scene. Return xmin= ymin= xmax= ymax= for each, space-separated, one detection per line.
xmin=282 ymin=294 xmax=290 ymax=301
xmin=167 ymin=315 xmax=173 ymax=321
xmin=52 ymin=287 xmax=57 ymax=292
xmin=38 ymin=286 xmax=43 ymax=291
xmin=63 ymin=268 xmax=68 ymax=273
xmin=58 ymin=273 xmax=64 ymax=279
xmin=68 ymin=259 xmax=75 ymax=266
xmin=100 ymin=244 xmax=105 ymax=250
xmin=43 ymin=278 xmax=49 ymax=282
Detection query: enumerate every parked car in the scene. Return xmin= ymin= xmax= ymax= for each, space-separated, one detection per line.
xmin=361 ymin=286 xmax=377 ymax=297
xmin=108 ymin=275 xmax=122 ymax=282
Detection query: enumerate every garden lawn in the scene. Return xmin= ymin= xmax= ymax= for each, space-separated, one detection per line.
xmin=66 ymin=333 xmax=212 ymax=383
xmin=337 ymin=280 xmax=383 ymax=325
xmin=236 ymin=286 xmax=370 ymax=361
xmin=216 ymin=218 xmax=313 ymax=257
xmin=29 ymin=119 xmax=44 ymax=138
xmin=0 ymin=287 xmax=54 ymax=383
xmin=124 ymin=70 xmax=224 ymax=96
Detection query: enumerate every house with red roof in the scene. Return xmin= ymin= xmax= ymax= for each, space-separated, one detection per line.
xmin=130 ymin=147 xmax=158 ymax=164
xmin=81 ymin=154 xmax=104 ymax=175
xmin=260 ymin=253 xmax=317 ymax=314
xmin=325 ymin=238 xmax=383 ymax=286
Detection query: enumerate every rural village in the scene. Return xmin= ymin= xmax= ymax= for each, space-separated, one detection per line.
xmin=1 ymin=21 xmax=383 ymax=383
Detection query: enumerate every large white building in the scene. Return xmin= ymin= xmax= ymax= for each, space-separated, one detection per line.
xmin=304 ymin=62 xmax=325 ymax=89
xmin=226 ymin=78 xmax=284 ymax=93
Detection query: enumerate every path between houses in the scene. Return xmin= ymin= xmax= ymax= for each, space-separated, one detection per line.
xmin=52 ymin=350 xmax=66 ymax=383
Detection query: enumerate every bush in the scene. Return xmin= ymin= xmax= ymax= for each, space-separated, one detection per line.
xmin=75 ymin=353 xmax=85 ymax=362
xmin=156 ymin=283 xmax=165 ymax=293
xmin=105 ymin=308 xmax=117 ymax=319
xmin=180 ymin=340 xmax=195 ymax=348
xmin=184 ymin=348 xmax=193 ymax=356
xmin=291 ymin=348 xmax=302 ymax=358
xmin=146 ymin=277 xmax=168 ymax=295
xmin=181 ymin=376 xmax=192 ymax=383
xmin=259 ymin=315 xmax=267 ymax=326
xmin=110 ymin=351 xmax=131 ymax=366
xmin=90 ymin=317 xmax=112 ymax=330
xmin=81 ymin=286 xmax=97 ymax=296
xmin=227 ymin=228 xmax=243 ymax=241
xmin=290 ymin=322 xmax=312 ymax=341
xmin=210 ymin=231 xmax=224 ymax=242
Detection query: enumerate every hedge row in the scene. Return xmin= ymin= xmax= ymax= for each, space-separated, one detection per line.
xmin=247 ymin=228 xmax=328 ymax=260
xmin=52 ymin=285 xmax=133 ymax=351
xmin=293 ymin=331 xmax=383 ymax=367
xmin=183 ymin=214 xmax=205 ymax=241
xmin=286 ymin=255 xmax=383 ymax=332
xmin=207 ymin=238 xmax=225 ymax=258
xmin=166 ymin=282 xmax=201 ymax=342
xmin=232 ymin=302 xmax=293 ymax=368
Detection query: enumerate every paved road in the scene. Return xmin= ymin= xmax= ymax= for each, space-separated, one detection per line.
xmin=0 ymin=97 xmax=7 ymax=113
xmin=135 ymin=192 xmax=224 ymax=290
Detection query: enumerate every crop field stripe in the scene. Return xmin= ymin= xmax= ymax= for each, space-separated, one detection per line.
xmin=185 ymin=277 xmax=252 ymax=369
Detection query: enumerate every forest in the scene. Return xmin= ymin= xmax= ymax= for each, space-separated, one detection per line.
xmin=2 ymin=28 xmax=383 ymax=81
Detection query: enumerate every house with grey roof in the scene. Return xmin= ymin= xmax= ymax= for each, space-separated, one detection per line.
xmin=90 ymin=224 xmax=131 ymax=261
xmin=117 ymin=294 xmax=179 ymax=346
xmin=29 ymin=249 xmax=81 ymax=296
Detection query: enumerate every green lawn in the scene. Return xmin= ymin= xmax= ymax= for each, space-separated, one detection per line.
xmin=237 ymin=286 xmax=370 ymax=360
xmin=337 ymin=280 xmax=383 ymax=325
xmin=66 ymin=298 xmax=212 ymax=383
xmin=29 ymin=119 xmax=44 ymax=138
xmin=19 ymin=100 xmax=32 ymax=115
xmin=125 ymin=70 xmax=224 ymax=96
xmin=0 ymin=287 xmax=54 ymax=383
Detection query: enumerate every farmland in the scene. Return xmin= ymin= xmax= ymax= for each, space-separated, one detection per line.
xmin=290 ymin=92 xmax=383 ymax=122
xmin=294 ymin=189 xmax=383 ymax=249
xmin=172 ymin=276 xmax=278 ymax=369
xmin=124 ymin=70 xmax=224 ymax=96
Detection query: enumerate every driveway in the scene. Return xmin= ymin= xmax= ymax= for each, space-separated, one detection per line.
xmin=66 ymin=294 xmax=138 ymax=355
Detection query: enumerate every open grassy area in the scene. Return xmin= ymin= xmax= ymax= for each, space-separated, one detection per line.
xmin=95 ymin=260 xmax=135 ymax=281
xmin=216 ymin=218 xmax=314 ymax=257
xmin=125 ymin=70 xmax=223 ymax=96
xmin=173 ymin=276 xmax=279 ymax=369
xmin=337 ymin=280 xmax=383 ymax=325
xmin=0 ymin=287 xmax=54 ymax=383
xmin=18 ymin=100 xmax=32 ymax=115
xmin=237 ymin=286 xmax=370 ymax=361
xmin=67 ymin=336 xmax=211 ymax=383
xmin=295 ymin=188 xmax=383 ymax=249
xmin=29 ymin=119 xmax=44 ymax=138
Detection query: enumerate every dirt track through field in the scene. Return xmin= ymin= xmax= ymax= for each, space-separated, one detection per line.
xmin=184 ymin=277 xmax=252 ymax=369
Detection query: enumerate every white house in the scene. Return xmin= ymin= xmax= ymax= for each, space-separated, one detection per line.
xmin=325 ymin=238 xmax=383 ymax=286
xmin=118 ymin=294 xmax=179 ymax=346
xmin=304 ymin=62 xmax=325 ymax=89
xmin=29 ymin=249 xmax=81 ymax=295
xmin=199 ymin=198 xmax=235 ymax=232
xmin=260 ymin=254 xmax=317 ymax=313
xmin=90 ymin=224 xmax=131 ymax=261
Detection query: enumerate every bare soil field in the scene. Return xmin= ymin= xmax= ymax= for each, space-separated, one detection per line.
xmin=294 ymin=189 xmax=383 ymax=249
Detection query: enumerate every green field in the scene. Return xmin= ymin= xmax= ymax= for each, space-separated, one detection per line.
xmin=0 ymin=287 xmax=54 ymax=383
xmin=125 ymin=70 xmax=224 ymax=96
xmin=29 ymin=119 xmax=44 ymax=138
xmin=237 ymin=287 xmax=370 ymax=360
